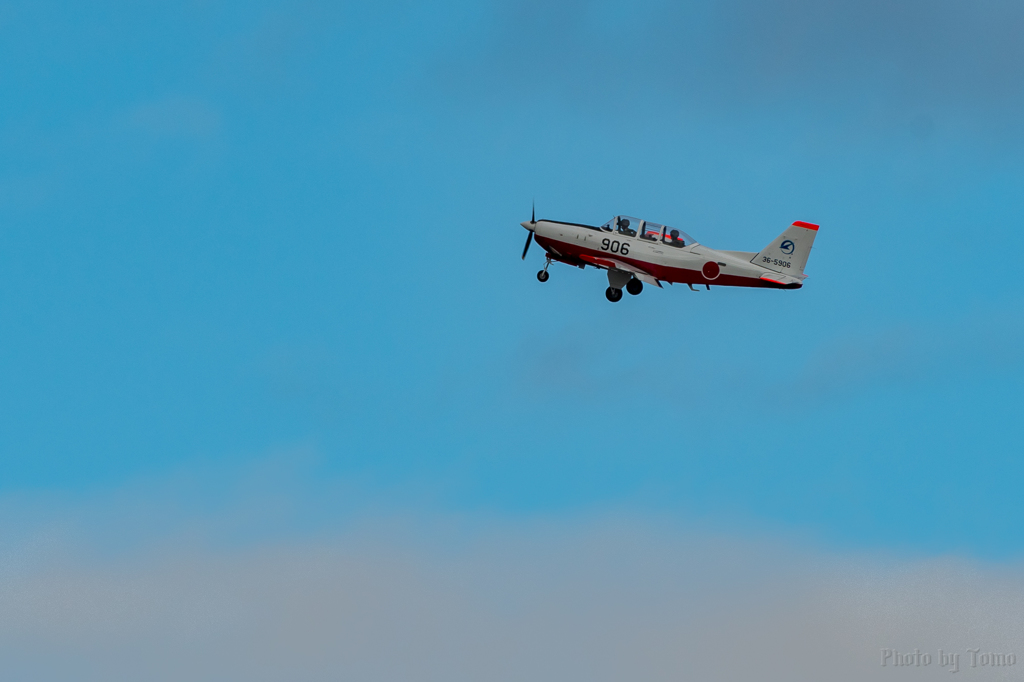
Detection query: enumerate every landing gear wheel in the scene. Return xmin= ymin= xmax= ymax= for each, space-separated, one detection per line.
xmin=605 ymin=287 xmax=623 ymax=302
xmin=537 ymin=270 xmax=549 ymax=282
xmin=626 ymin=278 xmax=643 ymax=295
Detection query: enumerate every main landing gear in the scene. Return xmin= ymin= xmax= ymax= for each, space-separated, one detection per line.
xmin=537 ymin=257 xmax=551 ymax=282
xmin=605 ymin=269 xmax=634 ymax=303
xmin=603 ymin=279 xmax=639 ymax=302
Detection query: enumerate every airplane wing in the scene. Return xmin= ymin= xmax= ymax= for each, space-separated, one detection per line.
xmin=579 ymin=254 xmax=663 ymax=288
xmin=578 ymin=253 xmax=617 ymax=269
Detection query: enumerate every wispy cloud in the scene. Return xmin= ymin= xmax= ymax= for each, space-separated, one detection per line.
xmin=127 ymin=96 xmax=222 ymax=138
xmin=796 ymin=309 xmax=1024 ymax=398
xmin=513 ymin=305 xmax=1024 ymax=409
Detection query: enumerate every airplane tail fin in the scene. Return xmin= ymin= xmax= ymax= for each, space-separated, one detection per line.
xmin=752 ymin=221 xmax=818 ymax=276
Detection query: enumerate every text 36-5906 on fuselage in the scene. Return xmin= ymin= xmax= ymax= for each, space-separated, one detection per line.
xmin=519 ymin=211 xmax=818 ymax=302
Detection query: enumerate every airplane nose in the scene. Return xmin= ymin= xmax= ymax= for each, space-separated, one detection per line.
xmin=521 ymin=220 xmax=535 ymax=232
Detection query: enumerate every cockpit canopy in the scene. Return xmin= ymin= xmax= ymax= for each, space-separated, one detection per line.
xmin=598 ymin=216 xmax=696 ymax=247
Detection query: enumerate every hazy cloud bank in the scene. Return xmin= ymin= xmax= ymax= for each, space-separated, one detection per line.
xmin=2 ymin=512 xmax=1023 ymax=681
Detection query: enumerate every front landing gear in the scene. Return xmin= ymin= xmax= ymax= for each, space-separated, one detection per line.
xmin=605 ymin=287 xmax=623 ymax=302
xmin=537 ymin=256 xmax=551 ymax=282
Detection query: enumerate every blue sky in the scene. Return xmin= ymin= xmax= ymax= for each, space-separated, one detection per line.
xmin=3 ymin=0 xmax=1024 ymax=559
xmin=6 ymin=2 xmax=1024 ymax=678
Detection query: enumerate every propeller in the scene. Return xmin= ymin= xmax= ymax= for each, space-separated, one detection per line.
xmin=521 ymin=201 xmax=535 ymax=260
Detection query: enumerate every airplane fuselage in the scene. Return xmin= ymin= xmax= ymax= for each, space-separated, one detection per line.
xmin=529 ymin=219 xmax=803 ymax=290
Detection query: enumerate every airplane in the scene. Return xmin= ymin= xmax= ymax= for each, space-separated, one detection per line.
xmin=519 ymin=208 xmax=818 ymax=301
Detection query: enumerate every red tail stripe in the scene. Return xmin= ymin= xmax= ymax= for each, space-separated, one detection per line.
xmin=793 ymin=221 xmax=819 ymax=230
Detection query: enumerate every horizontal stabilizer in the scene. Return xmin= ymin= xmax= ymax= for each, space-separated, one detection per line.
xmin=760 ymin=272 xmax=804 ymax=287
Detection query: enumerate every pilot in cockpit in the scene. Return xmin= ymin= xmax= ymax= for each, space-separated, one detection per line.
xmin=668 ymin=229 xmax=684 ymax=247
xmin=616 ymin=217 xmax=636 ymax=237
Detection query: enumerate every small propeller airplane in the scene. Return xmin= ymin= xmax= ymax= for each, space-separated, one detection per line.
xmin=520 ymin=207 xmax=818 ymax=301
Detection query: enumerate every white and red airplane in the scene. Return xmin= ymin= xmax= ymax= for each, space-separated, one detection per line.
xmin=520 ymin=208 xmax=818 ymax=301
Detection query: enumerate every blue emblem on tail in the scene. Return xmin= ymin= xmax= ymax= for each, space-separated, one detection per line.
xmin=780 ymin=239 xmax=795 ymax=255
